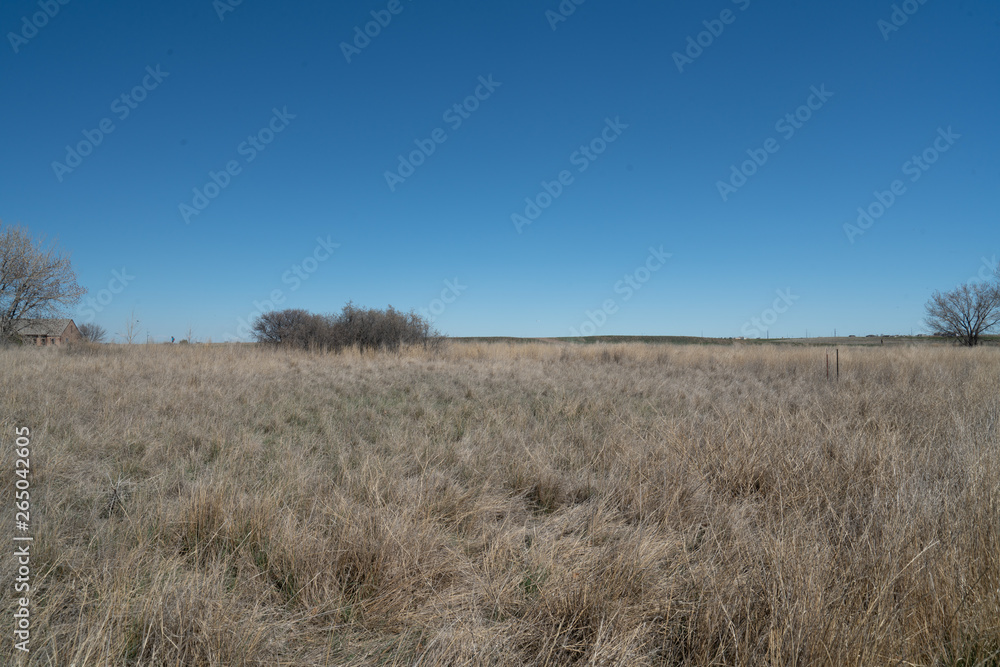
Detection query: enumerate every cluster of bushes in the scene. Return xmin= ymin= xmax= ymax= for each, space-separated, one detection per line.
xmin=251 ymin=303 xmax=439 ymax=352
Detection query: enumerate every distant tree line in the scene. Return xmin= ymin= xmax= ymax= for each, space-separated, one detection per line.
xmin=251 ymin=303 xmax=439 ymax=352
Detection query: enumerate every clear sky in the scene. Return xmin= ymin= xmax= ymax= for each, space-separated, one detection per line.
xmin=2 ymin=0 xmax=998 ymax=341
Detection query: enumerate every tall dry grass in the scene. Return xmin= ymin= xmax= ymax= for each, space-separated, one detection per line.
xmin=1 ymin=341 xmax=998 ymax=665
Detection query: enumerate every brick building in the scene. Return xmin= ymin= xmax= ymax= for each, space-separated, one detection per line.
xmin=15 ymin=319 xmax=84 ymax=346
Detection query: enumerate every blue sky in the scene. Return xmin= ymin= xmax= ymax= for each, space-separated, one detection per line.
xmin=2 ymin=0 xmax=998 ymax=341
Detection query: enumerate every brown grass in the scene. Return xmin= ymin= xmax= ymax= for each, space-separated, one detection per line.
xmin=1 ymin=341 xmax=999 ymax=665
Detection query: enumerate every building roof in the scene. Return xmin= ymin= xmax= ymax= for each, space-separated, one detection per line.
xmin=16 ymin=319 xmax=74 ymax=336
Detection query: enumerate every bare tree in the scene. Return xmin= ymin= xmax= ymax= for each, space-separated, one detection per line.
xmin=117 ymin=308 xmax=140 ymax=344
xmin=0 ymin=223 xmax=86 ymax=341
xmin=925 ymin=280 xmax=1000 ymax=346
xmin=251 ymin=309 xmax=312 ymax=346
xmin=78 ymin=322 xmax=107 ymax=343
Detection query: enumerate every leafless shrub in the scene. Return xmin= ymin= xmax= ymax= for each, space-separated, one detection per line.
xmin=78 ymin=322 xmax=108 ymax=343
xmin=251 ymin=303 xmax=439 ymax=353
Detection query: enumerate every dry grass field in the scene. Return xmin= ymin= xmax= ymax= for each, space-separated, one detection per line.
xmin=2 ymin=341 xmax=999 ymax=665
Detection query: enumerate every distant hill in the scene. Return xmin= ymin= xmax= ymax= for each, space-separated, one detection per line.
xmin=448 ymin=335 xmax=1000 ymax=346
